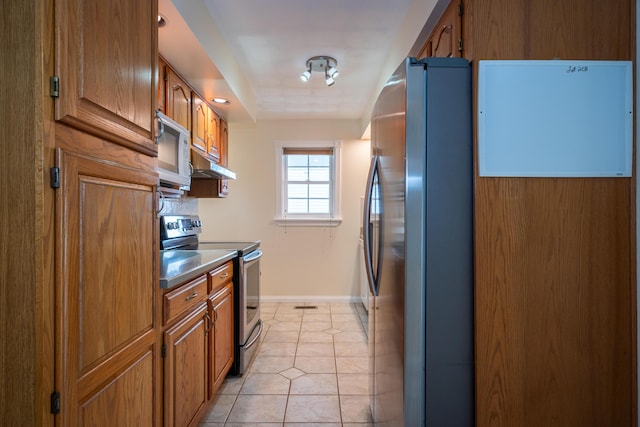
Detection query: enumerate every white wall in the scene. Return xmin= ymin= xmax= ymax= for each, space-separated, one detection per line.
xmin=197 ymin=119 xmax=371 ymax=301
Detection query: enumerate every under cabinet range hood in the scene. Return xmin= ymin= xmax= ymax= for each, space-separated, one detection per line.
xmin=190 ymin=148 xmax=237 ymax=180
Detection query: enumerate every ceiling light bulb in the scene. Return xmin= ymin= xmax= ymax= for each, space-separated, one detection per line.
xmin=300 ymin=70 xmax=311 ymax=82
xmin=212 ymin=97 xmax=230 ymax=104
xmin=328 ymin=67 xmax=339 ymax=79
xmin=325 ymin=75 xmax=335 ymax=86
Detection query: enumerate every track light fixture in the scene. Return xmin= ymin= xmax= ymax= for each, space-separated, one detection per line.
xmin=300 ymin=56 xmax=339 ymax=86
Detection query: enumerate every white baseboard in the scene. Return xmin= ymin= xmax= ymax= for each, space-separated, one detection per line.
xmin=260 ymin=295 xmax=362 ymax=304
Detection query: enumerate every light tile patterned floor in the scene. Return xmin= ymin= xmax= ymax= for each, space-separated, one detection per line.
xmin=199 ymin=301 xmax=372 ymax=427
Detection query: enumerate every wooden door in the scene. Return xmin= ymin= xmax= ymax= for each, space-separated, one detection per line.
xmin=164 ymin=304 xmax=209 ymax=427
xmin=207 ymin=107 xmax=221 ymax=162
xmin=209 ymin=284 xmax=234 ymax=398
xmin=55 ymin=0 xmax=157 ymax=155
xmin=166 ymin=69 xmax=191 ymax=131
xmin=192 ymin=94 xmax=207 ymax=153
xmin=465 ymin=0 xmax=636 ymax=425
xmin=56 ymin=148 xmax=160 ymax=426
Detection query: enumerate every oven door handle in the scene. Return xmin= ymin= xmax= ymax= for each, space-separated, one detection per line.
xmin=243 ymin=320 xmax=263 ymax=350
xmin=243 ymin=248 xmax=262 ymax=263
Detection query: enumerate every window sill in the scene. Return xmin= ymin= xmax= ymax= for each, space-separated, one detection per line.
xmin=273 ymin=217 xmax=343 ymax=227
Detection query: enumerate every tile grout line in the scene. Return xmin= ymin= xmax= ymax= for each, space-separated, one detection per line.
xmin=282 ymin=301 xmax=301 ymax=424
xmin=331 ymin=302 xmax=346 ymax=426
xmin=205 ymin=302 xmax=369 ymax=426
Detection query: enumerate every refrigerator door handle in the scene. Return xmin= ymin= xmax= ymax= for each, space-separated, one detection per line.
xmin=363 ymin=155 xmax=379 ymax=296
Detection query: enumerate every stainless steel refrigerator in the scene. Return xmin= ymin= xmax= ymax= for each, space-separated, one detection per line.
xmin=362 ymin=57 xmax=474 ymax=426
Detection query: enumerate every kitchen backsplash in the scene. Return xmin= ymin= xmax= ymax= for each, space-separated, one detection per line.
xmin=161 ymin=196 xmax=199 ymax=216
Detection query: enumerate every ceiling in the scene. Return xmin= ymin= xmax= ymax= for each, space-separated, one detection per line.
xmin=159 ymin=0 xmax=438 ymax=132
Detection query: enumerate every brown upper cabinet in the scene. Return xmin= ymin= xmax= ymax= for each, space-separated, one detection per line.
xmin=158 ymin=56 xmax=168 ymax=115
xmin=192 ymin=94 xmax=208 ymax=153
xmin=192 ymin=92 xmax=222 ymax=163
xmin=217 ymin=119 xmax=230 ymax=197
xmin=207 ymin=105 xmax=221 ymax=162
xmin=188 ymin=116 xmax=229 ymax=198
xmin=166 ymin=66 xmax=192 ymax=131
xmin=54 ymin=0 xmax=158 ymax=156
xmin=419 ymin=1 xmax=463 ymax=58
xmin=219 ymin=118 xmax=229 ymax=167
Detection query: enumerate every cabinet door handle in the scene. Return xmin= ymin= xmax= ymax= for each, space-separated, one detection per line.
xmin=213 ymin=307 xmax=218 ymax=322
xmin=156 ymin=189 xmax=165 ymax=218
xmin=220 ymin=272 xmax=229 ymax=279
xmin=205 ymin=312 xmax=212 ymax=335
xmin=185 ymin=291 xmax=198 ymax=301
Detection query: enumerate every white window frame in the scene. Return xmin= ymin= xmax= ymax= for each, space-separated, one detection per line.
xmin=274 ymin=140 xmax=342 ymax=227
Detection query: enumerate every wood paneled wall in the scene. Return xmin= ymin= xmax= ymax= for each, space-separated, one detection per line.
xmin=466 ymin=0 xmax=636 ymax=425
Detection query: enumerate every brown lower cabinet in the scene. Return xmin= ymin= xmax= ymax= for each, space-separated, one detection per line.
xmin=164 ymin=304 xmax=209 ymax=427
xmin=209 ymin=283 xmax=234 ymax=398
xmin=162 ymin=261 xmax=235 ymax=427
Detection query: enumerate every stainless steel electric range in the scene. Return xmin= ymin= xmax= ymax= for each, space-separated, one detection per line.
xmin=160 ymin=214 xmax=262 ymax=375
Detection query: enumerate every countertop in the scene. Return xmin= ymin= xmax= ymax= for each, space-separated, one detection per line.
xmin=160 ymin=249 xmax=237 ymax=290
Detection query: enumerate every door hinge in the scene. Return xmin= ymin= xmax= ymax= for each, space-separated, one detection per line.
xmin=50 ymin=76 xmax=60 ymax=98
xmin=50 ymin=167 xmax=60 ymax=189
xmin=458 ymin=39 xmax=463 ymax=52
xmin=50 ymin=391 xmax=61 ymax=415
xmin=458 ymin=2 xmax=463 ymax=16
xmin=161 ymin=344 xmax=166 ymax=358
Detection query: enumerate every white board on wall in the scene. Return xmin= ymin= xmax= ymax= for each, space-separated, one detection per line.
xmin=478 ymin=60 xmax=633 ymax=177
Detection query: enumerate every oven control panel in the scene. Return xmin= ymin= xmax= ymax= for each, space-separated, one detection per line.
xmin=160 ymin=215 xmax=202 ymax=240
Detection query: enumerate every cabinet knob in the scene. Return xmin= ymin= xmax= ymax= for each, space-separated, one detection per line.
xmin=185 ymin=291 xmax=198 ymax=301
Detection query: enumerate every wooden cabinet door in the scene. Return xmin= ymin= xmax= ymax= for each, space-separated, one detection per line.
xmin=158 ymin=57 xmax=168 ymax=114
xmin=192 ymin=94 xmax=208 ymax=153
xmin=164 ymin=304 xmax=209 ymax=427
xmin=209 ymin=284 xmax=234 ymax=397
xmin=56 ymin=148 xmax=160 ymax=426
xmin=207 ymin=107 xmax=221 ymax=162
xmin=217 ymin=118 xmax=229 ymax=197
xmin=55 ymin=0 xmax=157 ymax=155
xmin=219 ymin=118 xmax=229 ymax=166
xmin=166 ymin=69 xmax=191 ymax=131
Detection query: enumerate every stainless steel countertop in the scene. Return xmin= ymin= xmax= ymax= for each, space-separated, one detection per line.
xmin=160 ymin=249 xmax=237 ymax=289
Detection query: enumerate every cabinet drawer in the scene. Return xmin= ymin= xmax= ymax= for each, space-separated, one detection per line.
xmin=164 ymin=275 xmax=207 ymax=324
xmin=208 ymin=261 xmax=233 ymax=295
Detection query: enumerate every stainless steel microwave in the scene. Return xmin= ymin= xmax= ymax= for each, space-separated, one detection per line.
xmin=156 ymin=110 xmax=191 ymax=190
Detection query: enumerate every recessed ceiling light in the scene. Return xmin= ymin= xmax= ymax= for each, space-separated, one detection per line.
xmin=157 ymin=15 xmax=167 ymax=28
xmin=212 ymin=98 xmax=230 ymax=105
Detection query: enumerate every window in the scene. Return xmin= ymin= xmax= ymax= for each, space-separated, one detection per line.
xmin=274 ymin=141 xmax=342 ymax=226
